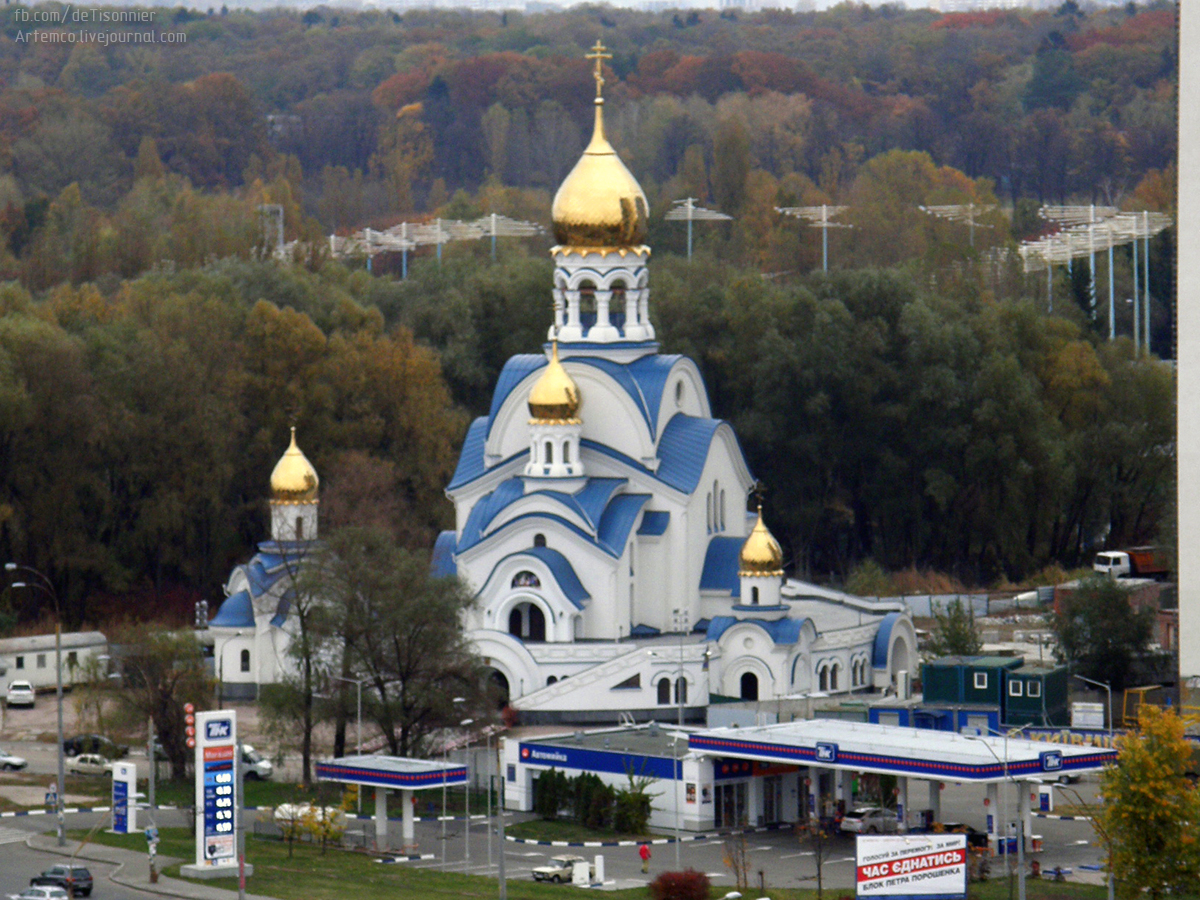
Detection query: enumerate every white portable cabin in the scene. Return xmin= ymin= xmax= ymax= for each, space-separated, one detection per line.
xmin=0 ymin=631 xmax=109 ymax=691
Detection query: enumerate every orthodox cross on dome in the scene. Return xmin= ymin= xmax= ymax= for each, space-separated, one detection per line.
xmin=750 ymin=481 xmax=766 ymax=509
xmin=586 ymin=40 xmax=612 ymax=99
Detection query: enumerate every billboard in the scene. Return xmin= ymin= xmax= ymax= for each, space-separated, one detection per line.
xmin=194 ymin=710 xmax=238 ymax=870
xmin=856 ymin=834 xmax=968 ymax=899
xmin=111 ymin=762 xmax=136 ymax=834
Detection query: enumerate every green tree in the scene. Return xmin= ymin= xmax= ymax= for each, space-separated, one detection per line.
xmin=1096 ymin=706 xmax=1200 ymax=899
xmin=1052 ymin=575 xmax=1153 ymax=691
xmin=925 ymin=599 xmax=982 ymax=658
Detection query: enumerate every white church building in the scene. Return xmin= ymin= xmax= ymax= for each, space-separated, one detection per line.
xmin=208 ymin=46 xmax=918 ymax=718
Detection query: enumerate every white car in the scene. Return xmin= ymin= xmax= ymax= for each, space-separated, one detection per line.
xmin=0 ymin=747 xmax=28 ymax=770
xmin=5 ymin=680 xmax=35 ymax=707
xmin=9 ymin=888 xmax=68 ymax=900
xmin=532 ymin=855 xmax=594 ymax=883
xmin=67 ymin=753 xmax=113 ymax=776
xmin=839 ymin=807 xmax=900 ymax=835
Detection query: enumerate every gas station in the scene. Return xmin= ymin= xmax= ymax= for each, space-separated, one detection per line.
xmin=316 ymin=755 xmax=467 ymax=851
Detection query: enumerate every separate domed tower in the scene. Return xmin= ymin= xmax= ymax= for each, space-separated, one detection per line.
xmin=524 ymin=340 xmax=585 ymax=479
xmin=738 ymin=504 xmax=784 ymax=607
xmin=550 ymin=41 xmax=654 ymax=352
xmin=269 ymin=426 xmax=319 ymax=542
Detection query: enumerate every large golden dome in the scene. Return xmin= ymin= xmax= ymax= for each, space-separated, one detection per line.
xmin=551 ymin=42 xmax=649 ymax=249
xmin=739 ymin=506 xmax=784 ymax=577
xmin=528 ymin=342 xmax=581 ymax=421
xmin=270 ymin=427 xmax=319 ymax=503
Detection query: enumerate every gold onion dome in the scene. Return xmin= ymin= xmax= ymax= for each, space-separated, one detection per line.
xmin=270 ymin=427 xmax=319 ymax=503
xmin=551 ymin=42 xmax=649 ymax=248
xmin=528 ymin=342 xmax=581 ymax=421
xmin=739 ymin=506 xmax=784 ymax=577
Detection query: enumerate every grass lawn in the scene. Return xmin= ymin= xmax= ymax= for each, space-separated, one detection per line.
xmin=75 ymin=827 xmax=1132 ymax=900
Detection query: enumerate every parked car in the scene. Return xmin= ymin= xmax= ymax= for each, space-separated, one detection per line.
xmin=9 ymin=886 xmax=69 ymax=900
xmin=62 ymin=734 xmax=128 ymax=759
xmin=242 ymin=744 xmax=273 ymax=780
xmin=5 ymin=680 xmax=35 ymax=707
xmin=0 ymin=746 xmax=28 ymax=770
xmin=532 ymin=855 xmax=594 ymax=883
xmin=30 ymin=865 xmax=92 ymax=897
xmin=67 ymin=753 xmax=113 ymax=777
xmin=938 ymin=822 xmax=989 ymax=850
xmin=839 ymin=807 xmax=900 ymax=835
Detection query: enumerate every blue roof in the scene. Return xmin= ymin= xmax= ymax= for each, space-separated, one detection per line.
xmin=569 ymin=354 xmax=681 ymax=438
xmin=459 ymin=479 xmax=527 ymax=549
xmin=431 ymin=531 xmax=457 ymax=579
xmin=496 ymin=546 xmax=590 ymax=608
xmin=486 ymin=355 xmax=547 ymax=436
xmin=637 ymin=510 xmax=670 ymax=536
xmin=542 ymin=478 xmax=627 ymax=531
xmin=210 ymin=590 xmax=255 ymax=628
xmin=656 ymin=415 xmax=727 ymax=493
xmin=448 ymin=417 xmax=491 ymax=490
xmin=630 ymin=623 xmax=661 ymax=637
xmin=872 ymin=611 xmax=902 ymax=668
xmin=270 ymin=593 xmax=292 ymax=628
xmin=596 ymin=493 xmax=651 ymax=553
xmin=700 ymin=536 xmax=743 ymax=597
xmin=706 ymin=615 xmax=809 ymax=645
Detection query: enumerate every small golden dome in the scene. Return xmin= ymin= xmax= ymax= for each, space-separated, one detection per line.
xmin=270 ymin=427 xmax=319 ymax=503
xmin=551 ymin=42 xmax=648 ymax=248
xmin=739 ymin=505 xmax=784 ymax=577
xmin=528 ymin=342 xmax=581 ymax=421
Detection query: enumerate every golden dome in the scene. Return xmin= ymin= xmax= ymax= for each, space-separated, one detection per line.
xmin=270 ymin=427 xmax=319 ymax=503
xmin=551 ymin=42 xmax=649 ymax=249
xmin=528 ymin=342 xmax=581 ymax=422
xmin=739 ymin=505 xmax=784 ymax=577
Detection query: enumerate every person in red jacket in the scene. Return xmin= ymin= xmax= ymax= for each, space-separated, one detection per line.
xmin=639 ymin=842 xmax=651 ymax=873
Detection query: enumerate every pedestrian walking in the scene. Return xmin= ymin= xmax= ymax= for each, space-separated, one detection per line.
xmin=639 ymin=842 xmax=651 ymax=873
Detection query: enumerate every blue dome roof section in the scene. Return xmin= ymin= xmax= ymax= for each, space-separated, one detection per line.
xmin=706 ymin=615 xmax=809 ymax=645
xmin=485 ymin=355 xmax=547 ymax=439
xmin=872 ymin=611 xmax=902 ymax=668
xmin=637 ymin=510 xmax=670 ymax=536
xmin=539 ymin=478 xmax=628 ymax=531
xmin=448 ymin=417 xmax=491 ymax=490
xmin=210 ymin=590 xmax=255 ymax=628
xmin=505 ymin=546 xmax=590 ymax=608
xmin=597 ymin=493 xmax=651 ymax=553
xmin=656 ymin=414 xmax=729 ymax=493
xmin=431 ymin=530 xmax=458 ymax=579
xmin=459 ymin=478 xmax=526 ymax=547
xmin=700 ymin=536 xmax=744 ymax=597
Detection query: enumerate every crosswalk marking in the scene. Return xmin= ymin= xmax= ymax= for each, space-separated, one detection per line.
xmin=0 ymin=825 xmax=30 ymax=844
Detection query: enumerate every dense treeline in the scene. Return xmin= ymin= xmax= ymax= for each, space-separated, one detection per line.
xmin=0 ymin=250 xmax=1172 ymax=628
xmin=0 ymin=3 xmax=1177 ymax=252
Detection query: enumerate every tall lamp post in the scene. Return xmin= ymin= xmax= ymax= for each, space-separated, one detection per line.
xmin=331 ymin=675 xmax=366 ymax=814
xmin=966 ymin=732 xmax=1025 ymax=900
xmin=1073 ymin=674 xmax=1114 ymax=741
xmin=6 ymin=562 xmax=65 ymax=847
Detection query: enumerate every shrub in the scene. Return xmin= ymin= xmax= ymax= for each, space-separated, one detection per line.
xmin=649 ymin=868 xmax=710 ymax=900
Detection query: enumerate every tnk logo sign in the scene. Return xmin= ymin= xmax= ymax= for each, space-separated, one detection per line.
xmin=816 ymin=742 xmax=838 ymax=763
xmin=205 ymin=719 xmax=233 ymax=741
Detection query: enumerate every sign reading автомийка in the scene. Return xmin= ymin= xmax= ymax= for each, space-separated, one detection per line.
xmin=856 ymin=834 xmax=968 ymax=899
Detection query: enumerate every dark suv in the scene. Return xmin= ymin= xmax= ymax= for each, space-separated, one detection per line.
xmin=62 ymin=733 xmax=128 ymax=759
xmin=31 ymin=865 xmax=93 ymax=897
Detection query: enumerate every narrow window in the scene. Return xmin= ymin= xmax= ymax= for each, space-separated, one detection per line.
xmin=15 ymin=656 xmax=23 ymax=669
xmin=563 ymin=442 xmax=570 ymax=464
xmin=751 ymin=586 xmax=760 ymax=605
xmin=545 ymin=441 xmax=553 ymax=464
xmin=240 ymin=649 xmax=251 ymax=673
xmin=295 ymin=516 xmax=304 ymax=540
xmin=534 ymin=534 xmax=546 ymax=547
xmin=657 ymin=677 xmax=671 ymax=704
xmin=830 ymin=663 xmax=840 ymax=691
xmin=720 ymin=490 xmax=726 ymax=530
xmin=37 ymin=654 xmax=46 ymax=669
xmin=740 ymin=672 xmax=759 ymax=701
xmin=973 ymin=672 xmax=988 ymax=690
xmin=1028 ymin=681 xmax=1042 ymax=698
xmin=547 ymin=676 xmax=558 ymax=686
xmin=1009 ymin=681 xmax=1024 ymax=697
xmin=675 ymin=677 xmax=687 ymax=705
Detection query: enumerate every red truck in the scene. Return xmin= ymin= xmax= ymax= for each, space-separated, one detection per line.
xmin=1093 ymin=546 xmax=1170 ymax=580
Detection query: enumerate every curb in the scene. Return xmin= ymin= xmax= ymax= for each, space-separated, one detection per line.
xmin=500 ymin=822 xmax=792 ymax=848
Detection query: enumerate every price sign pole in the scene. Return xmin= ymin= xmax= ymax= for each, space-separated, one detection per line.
xmin=182 ymin=709 xmax=250 ymax=879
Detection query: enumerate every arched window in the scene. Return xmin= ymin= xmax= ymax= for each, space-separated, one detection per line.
xmin=657 ymin=677 xmax=671 ymax=705
xmin=830 ymin=663 xmax=840 ymax=691
xmin=578 ymin=280 xmax=596 ymax=319
xmin=751 ymin=586 xmax=760 ymax=605
xmin=240 ymin=649 xmax=250 ymax=673
xmin=547 ymin=676 xmax=558 ymax=686
xmin=545 ymin=441 xmax=553 ymax=464
xmin=295 ymin=516 xmax=304 ymax=540
xmin=818 ymin=665 xmax=829 ymax=692
xmin=675 ymin=677 xmax=688 ymax=705
xmin=720 ymin=490 xmax=726 ymax=530
xmin=706 ymin=493 xmax=712 ymax=532
xmin=509 ymin=608 xmax=523 ymax=637
xmin=528 ymin=605 xmax=546 ymax=642
xmin=740 ymin=672 xmax=759 ymax=701
xmin=534 ymin=534 xmax=547 ymax=547
xmin=563 ymin=442 xmax=570 ymax=464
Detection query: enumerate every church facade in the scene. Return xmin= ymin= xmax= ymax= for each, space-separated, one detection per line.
xmin=432 ymin=44 xmax=917 ymax=723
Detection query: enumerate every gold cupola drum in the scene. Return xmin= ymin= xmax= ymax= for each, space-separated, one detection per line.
xmin=269 ymin=427 xmax=320 ymax=541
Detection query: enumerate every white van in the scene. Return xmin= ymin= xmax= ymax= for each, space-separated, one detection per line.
xmin=242 ymin=744 xmax=273 ymax=780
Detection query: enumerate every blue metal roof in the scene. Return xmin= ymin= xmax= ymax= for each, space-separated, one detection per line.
xmin=656 ymin=415 xmax=726 ymax=494
xmin=541 ymin=478 xmax=627 ymax=531
xmin=431 ymin=530 xmax=457 ymax=579
xmin=872 ymin=611 xmax=902 ymax=668
xmin=596 ymin=493 xmax=651 ymax=553
xmin=448 ymin=417 xmax=491 ymax=490
xmin=700 ymin=536 xmax=743 ymax=597
xmin=270 ymin=593 xmax=292 ymax=628
xmin=706 ymin=615 xmax=809 ymax=645
xmin=637 ymin=510 xmax=670 ymax=536
xmin=210 ymin=589 xmax=255 ymax=628
xmin=498 ymin=546 xmax=590 ymax=608
xmin=630 ymin=623 xmax=661 ymax=637
xmin=486 ymin=355 xmax=547 ymax=437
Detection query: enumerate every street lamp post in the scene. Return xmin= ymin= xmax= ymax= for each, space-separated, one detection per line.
xmin=331 ymin=675 xmax=366 ymax=814
xmin=7 ymin=563 xmax=65 ymax=847
xmin=460 ymin=718 xmax=474 ymax=862
xmin=966 ymin=732 xmax=1025 ymax=900
xmin=1073 ymin=674 xmax=1114 ymax=741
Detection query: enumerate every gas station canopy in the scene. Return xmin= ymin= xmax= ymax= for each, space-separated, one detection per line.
xmin=688 ymin=721 xmax=1117 ymax=783
xmin=316 ymin=756 xmax=467 ymax=791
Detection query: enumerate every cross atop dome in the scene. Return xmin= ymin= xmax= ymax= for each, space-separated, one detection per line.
xmin=586 ymin=40 xmax=612 ymax=99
